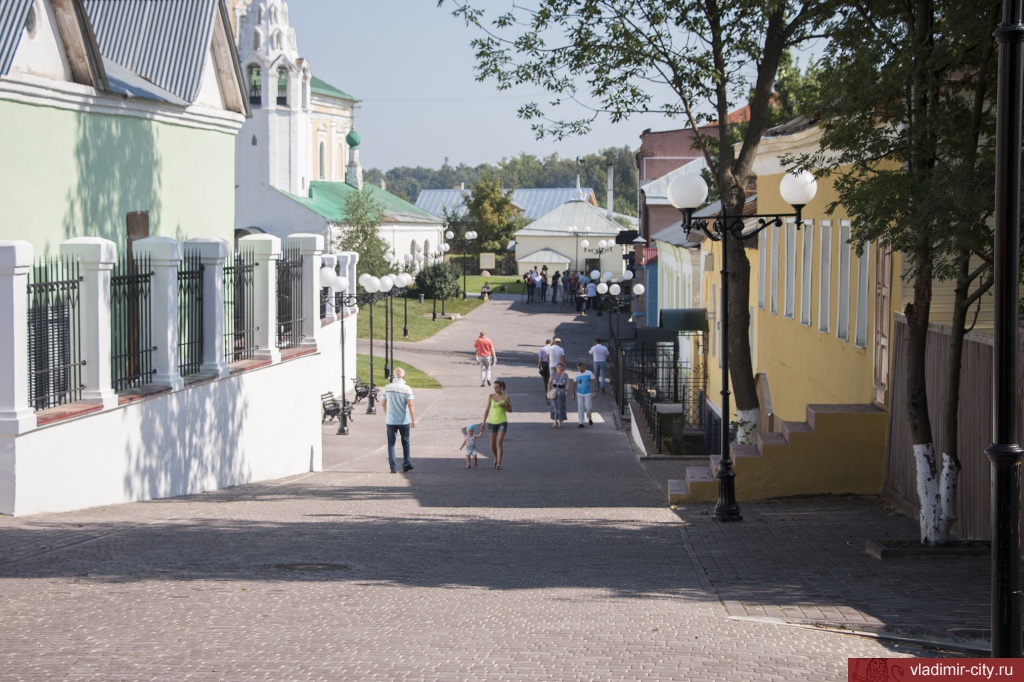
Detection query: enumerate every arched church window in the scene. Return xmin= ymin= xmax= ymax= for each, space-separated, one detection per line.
xmin=272 ymin=31 xmax=281 ymax=50
xmin=271 ymin=6 xmax=278 ymax=23
xmin=24 ymin=3 xmax=37 ymax=37
xmin=319 ymin=142 xmax=326 ymax=180
xmin=276 ymin=67 xmax=288 ymax=106
xmin=248 ymin=65 xmax=262 ymax=106
xmin=253 ymin=30 xmax=261 ymax=51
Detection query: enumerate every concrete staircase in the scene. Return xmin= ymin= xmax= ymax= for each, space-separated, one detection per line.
xmin=668 ymin=404 xmax=887 ymax=505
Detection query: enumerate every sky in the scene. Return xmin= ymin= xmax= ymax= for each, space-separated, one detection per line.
xmin=286 ymin=1 xmax=675 ymax=172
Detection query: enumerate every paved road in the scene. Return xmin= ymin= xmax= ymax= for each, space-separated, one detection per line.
xmin=0 ymin=298 xmax=972 ymax=681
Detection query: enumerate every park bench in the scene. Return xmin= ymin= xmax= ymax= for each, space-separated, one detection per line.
xmin=321 ymin=392 xmax=342 ymax=422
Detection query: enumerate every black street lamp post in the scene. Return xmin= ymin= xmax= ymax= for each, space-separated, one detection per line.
xmin=568 ymin=225 xmax=591 ymax=273
xmin=668 ymin=170 xmax=818 ymax=523
xmin=446 ymin=229 xmax=477 ymax=299
xmin=989 ymin=0 xmax=1023 ymax=656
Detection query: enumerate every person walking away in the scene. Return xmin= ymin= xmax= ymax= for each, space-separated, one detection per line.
xmin=483 ymin=380 xmax=512 ymax=469
xmin=572 ymin=362 xmax=596 ymax=428
xmin=539 ymin=272 xmax=548 ymax=302
xmin=575 ymin=283 xmax=588 ymax=315
xmin=548 ymin=362 xmax=569 ymax=427
xmin=566 ymin=272 xmax=578 ymax=305
xmin=474 ymin=331 xmax=497 ymax=386
xmin=381 ymin=367 xmax=416 ymax=473
xmin=548 ymin=337 xmax=566 ymax=373
xmin=538 ymin=339 xmax=552 ymax=401
xmin=551 ymin=271 xmax=561 ymax=303
xmin=585 ymin=279 xmax=598 ymax=311
xmin=460 ymin=423 xmax=483 ymax=468
xmin=589 ymin=338 xmax=611 ymax=393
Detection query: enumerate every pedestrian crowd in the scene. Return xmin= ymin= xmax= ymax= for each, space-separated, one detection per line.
xmin=378 ymin=328 xmax=615 ymax=474
xmin=520 ymin=267 xmax=607 ymax=316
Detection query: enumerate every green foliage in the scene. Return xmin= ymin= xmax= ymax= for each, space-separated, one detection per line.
xmin=336 ymin=187 xmax=391 ymax=277
xmin=796 ymin=0 xmax=999 ymax=278
xmin=464 ymin=174 xmax=521 ymax=254
xmin=414 ymin=261 xmax=462 ymax=300
xmin=364 ymin=147 xmax=639 ymax=217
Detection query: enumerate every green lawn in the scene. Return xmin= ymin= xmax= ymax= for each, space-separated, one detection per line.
xmin=355 ymin=354 xmax=440 ymax=390
xmin=355 ymin=295 xmax=483 ymax=342
xmin=464 ymin=274 xmax=524 ymax=295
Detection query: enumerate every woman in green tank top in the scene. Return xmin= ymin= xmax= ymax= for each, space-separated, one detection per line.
xmin=482 ymin=380 xmax=512 ymax=469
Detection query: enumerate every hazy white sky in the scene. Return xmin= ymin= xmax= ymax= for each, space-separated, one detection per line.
xmin=286 ymin=1 xmax=674 ymax=171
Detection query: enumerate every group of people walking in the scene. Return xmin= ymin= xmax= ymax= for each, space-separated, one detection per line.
xmin=540 ymin=337 xmax=610 ymax=428
xmin=522 ymin=267 xmax=606 ymax=317
xmin=380 ymin=328 xmax=612 ymax=474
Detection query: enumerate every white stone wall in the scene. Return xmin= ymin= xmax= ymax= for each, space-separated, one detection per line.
xmin=0 ymin=234 xmax=343 ymax=516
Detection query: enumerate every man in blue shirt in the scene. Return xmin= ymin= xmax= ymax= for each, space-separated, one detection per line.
xmin=572 ymin=362 xmax=596 ymax=428
xmin=381 ymin=367 xmax=416 ymax=473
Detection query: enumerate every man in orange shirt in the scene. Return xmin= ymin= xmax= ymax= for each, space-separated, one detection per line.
xmin=473 ymin=331 xmax=497 ymax=386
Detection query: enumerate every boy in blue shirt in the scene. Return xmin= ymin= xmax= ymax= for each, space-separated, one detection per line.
xmin=572 ymin=362 xmax=596 ymax=428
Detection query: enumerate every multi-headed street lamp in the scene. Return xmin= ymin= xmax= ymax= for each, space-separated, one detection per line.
xmin=446 ymin=229 xmax=477 ymax=298
xmin=567 ymin=225 xmax=590 ymax=273
xmin=581 ymin=238 xmax=614 ymax=285
xmin=427 ymin=240 xmax=451 ymax=320
xmin=667 ymin=169 xmax=818 ymax=523
xmin=598 ymin=270 xmax=645 ymax=339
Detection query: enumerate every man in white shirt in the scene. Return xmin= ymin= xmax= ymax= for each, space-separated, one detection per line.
xmin=548 ymin=338 xmax=566 ymax=371
xmin=589 ymin=338 xmax=610 ymax=393
xmin=538 ymin=339 xmax=552 ymax=399
xmin=585 ymin=280 xmax=598 ymax=311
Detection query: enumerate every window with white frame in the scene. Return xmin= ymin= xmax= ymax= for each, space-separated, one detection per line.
xmin=837 ymin=220 xmax=852 ymax=341
xmin=758 ymin=228 xmax=766 ymax=309
xmin=818 ymin=220 xmax=832 ymax=333
xmin=855 ymin=241 xmax=870 ymax=347
xmin=784 ymin=220 xmax=796 ymax=319
xmin=801 ymin=221 xmax=814 ymax=326
xmin=770 ymin=224 xmax=780 ymax=313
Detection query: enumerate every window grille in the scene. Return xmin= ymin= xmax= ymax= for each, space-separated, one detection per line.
xmin=177 ymin=250 xmax=204 ymax=376
xmin=276 ymin=247 xmax=303 ymax=349
xmin=249 ymin=66 xmax=262 ymax=105
xmin=224 ymin=251 xmax=257 ymax=363
xmin=26 ymin=256 xmax=83 ymax=410
xmin=110 ymin=251 xmax=155 ymax=392
xmin=277 ymin=67 xmax=288 ymax=105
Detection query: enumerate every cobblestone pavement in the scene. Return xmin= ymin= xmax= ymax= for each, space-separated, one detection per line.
xmin=0 ymin=297 xmax=978 ymax=681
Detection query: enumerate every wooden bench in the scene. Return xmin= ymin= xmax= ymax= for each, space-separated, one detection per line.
xmin=321 ymin=392 xmax=342 ymax=422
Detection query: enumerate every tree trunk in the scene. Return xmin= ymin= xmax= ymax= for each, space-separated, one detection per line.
xmin=906 ymin=245 xmax=939 ymax=544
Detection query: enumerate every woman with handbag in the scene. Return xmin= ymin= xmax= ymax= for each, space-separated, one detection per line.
xmin=547 ymin=362 xmax=569 ymax=428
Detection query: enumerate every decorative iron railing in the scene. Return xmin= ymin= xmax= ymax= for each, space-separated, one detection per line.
xmin=110 ymin=251 xmax=155 ymax=392
xmin=26 ymin=256 xmax=83 ymax=410
xmin=177 ymin=250 xmax=204 ymax=376
xmin=275 ymin=247 xmax=303 ymax=349
xmin=224 ymin=251 xmax=257 ymax=363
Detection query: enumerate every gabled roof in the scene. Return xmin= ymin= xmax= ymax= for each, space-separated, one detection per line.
xmin=310 ymin=74 xmax=358 ymax=102
xmin=416 ymin=187 xmax=597 ymax=221
xmin=2 ymin=0 xmax=107 ymax=87
xmin=514 ymin=198 xmax=621 ymax=237
xmin=280 ymin=181 xmax=441 ymax=225
xmin=517 ymin=247 xmax=571 ymax=265
xmin=81 ymin=0 xmax=248 ymax=114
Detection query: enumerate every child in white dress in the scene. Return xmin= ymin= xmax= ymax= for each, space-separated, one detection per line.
xmin=460 ymin=423 xmax=483 ymax=468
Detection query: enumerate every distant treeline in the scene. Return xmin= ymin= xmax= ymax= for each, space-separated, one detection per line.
xmin=363 ymin=146 xmax=638 ymax=217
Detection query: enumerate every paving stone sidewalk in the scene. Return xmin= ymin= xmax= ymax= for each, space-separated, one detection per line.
xmin=0 ymin=296 xmax=983 ymax=681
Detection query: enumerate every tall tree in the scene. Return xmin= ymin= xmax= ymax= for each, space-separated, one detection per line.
xmin=793 ymin=0 xmax=1000 ymax=544
xmin=463 ymin=174 xmax=522 ymax=255
xmin=336 ymin=187 xmax=391 ymax=278
xmin=442 ymin=0 xmax=836 ymax=437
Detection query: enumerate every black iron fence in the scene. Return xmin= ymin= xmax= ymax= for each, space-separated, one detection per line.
xmin=26 ymin=256 xmax=83 ymax=410
xmin=276 ymin=247 xmax=303 ymax=349
xmin=611 ymin=326 xmax=711 ymax=454
xmin=177 ymin=250 xmax=204 ymax=376
xmin=110 ymin=251 xmax=155 ymax=392
xmin=224 ymin=250 xmax=257 ymax=364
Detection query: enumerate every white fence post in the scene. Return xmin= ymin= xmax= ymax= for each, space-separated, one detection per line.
xmin=133 ymin=237 xmax=184 ymax=390
xmin=286 ymin=233 xmax=324 ymax=348
xmin=320 ymin=253 xmax=337 ymax=323
xmin=60 ymin=237 xmax=118 ymax=408
xmin=187 ymin=237 xmax=230 ymax=378
xmin=240 ymin=234 xmax=282 ymax=364
xmin=0 ymin=241 xmax=37 ymax=435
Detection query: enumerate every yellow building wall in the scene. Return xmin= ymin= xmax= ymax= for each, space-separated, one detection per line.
xmin=697 ymin=167 xmax=880 ymax=426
